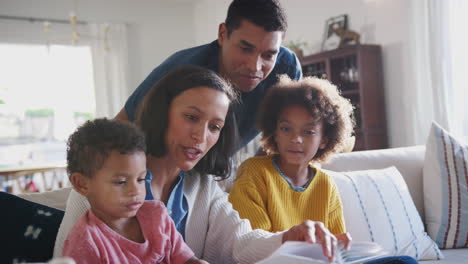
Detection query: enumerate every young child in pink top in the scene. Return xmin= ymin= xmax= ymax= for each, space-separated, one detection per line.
xmin=62 ymin=118 xmax=206 ymax=264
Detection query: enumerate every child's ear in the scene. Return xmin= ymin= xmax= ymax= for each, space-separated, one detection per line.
xmin=70 ymin=172 xmax=91 ymax=196
xmin=319 ymin=136 xmax=329 ymax=149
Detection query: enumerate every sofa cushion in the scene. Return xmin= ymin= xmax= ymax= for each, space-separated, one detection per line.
xmin=322 ymin=145 xmax=426 ymax=219
xmin=325 ymin=167 xmax=442 ymax=260
xmin=423 ymin=121 xmax=468 ymax=249
xmin=18 ymin=187 xmax=71 ymax=211
xmin=421 ymin=249 xmax=468 ymax=264
xmin=0 ymin=192 xmax=64 ymax=263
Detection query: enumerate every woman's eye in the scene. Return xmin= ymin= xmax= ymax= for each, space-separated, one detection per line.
xmin=114 ymin=181 xmax=125 ymax=185
xmin=185 ymin=114 xmax=197 ymax=121
xmin=209 ymin=124 xmax=221 ymax=132
xmin=305 ymin=130 xmax=316 ymax=135
xmin=279 ymin=127 xmax=289 ymax=132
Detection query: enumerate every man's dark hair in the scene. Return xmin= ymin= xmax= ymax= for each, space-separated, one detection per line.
xmin=225 ymin=0 xmax=287 ymax=35
xmin=136 ymin=65 xmax=239 ymax=179
xmin=66 ymin=118 xmax=146 ymax=177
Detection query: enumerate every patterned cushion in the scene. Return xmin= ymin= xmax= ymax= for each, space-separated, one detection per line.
xmin=423 ymin=121 xmax=468 ymax=248
xmin=0 ymin=192 xmax=64 ymax=263
xmin=325 ymin=167 xmax=442 ymax=260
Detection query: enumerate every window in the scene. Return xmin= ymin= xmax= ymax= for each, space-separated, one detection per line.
xmin=0 ymin=43 xmax=95 ymax=167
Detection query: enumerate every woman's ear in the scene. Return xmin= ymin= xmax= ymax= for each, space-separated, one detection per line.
xmin=70 ymin=172 xmax=90 ymax=196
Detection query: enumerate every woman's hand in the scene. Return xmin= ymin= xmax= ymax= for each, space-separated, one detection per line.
xmin=336 ymin=232 xmax=352 ymax=250
xmin=282 ymin=220 xmax=337 ymax=262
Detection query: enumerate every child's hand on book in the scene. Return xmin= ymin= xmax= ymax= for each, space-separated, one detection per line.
xmin=282 ymin=220 xmax=338 ymax=262
xmin=336 ymin=232 xmax=352 ymax=251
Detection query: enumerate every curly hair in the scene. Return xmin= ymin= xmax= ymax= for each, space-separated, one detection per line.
xmin=225 ymin=0 xmax=287 ymax=35
xmin=66 ymin=118 xmax=146 ymax=178
xmin=257 ymin=75 xmax=355 ymax=163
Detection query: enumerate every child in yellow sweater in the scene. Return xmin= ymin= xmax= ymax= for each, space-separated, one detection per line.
xmin=229 ymin=76 xmax=419 ymax=264
xmin=229 ymin=75 xmax=354 ymax=246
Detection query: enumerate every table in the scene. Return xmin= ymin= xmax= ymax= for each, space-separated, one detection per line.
xmin=0 ymin=163 xmax=67 ymax=193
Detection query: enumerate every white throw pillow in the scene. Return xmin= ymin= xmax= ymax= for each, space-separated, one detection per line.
xmin=325 ymin=167 xmax=442 ymax=260
xmin=423 ymin=121 xmax=468 ymax=249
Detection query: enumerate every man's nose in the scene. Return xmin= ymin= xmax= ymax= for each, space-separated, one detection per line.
xmin=247 ymin=54 xmax=262 ymax=72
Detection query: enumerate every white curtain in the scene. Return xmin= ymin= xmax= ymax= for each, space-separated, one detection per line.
xmin=88 ymin=23 xmax=129 ymax=118
xmin=446 ymin=1 xmax=468 ymax=143
xmin=0 ymin=18 xmax=129 ymax=119
xmin=411 ymin=0 xmax=468 ymax=143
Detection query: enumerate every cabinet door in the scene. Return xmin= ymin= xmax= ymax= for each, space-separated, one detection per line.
xmin=300 ymin=45 xmax=387 ymax=151
xmin=302 ymin=60 xmax=328 ymax=79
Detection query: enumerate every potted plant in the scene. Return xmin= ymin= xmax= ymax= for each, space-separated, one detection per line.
xmin=284 ymin=39 xmax=308 ymax=58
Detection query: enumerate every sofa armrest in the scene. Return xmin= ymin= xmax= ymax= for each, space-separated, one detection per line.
xmin=17 ymin=187 xmax=71 ymax=211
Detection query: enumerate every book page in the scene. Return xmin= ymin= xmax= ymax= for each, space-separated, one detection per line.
xmin=255 ymin=241 xmax=388 ymax=264
xmin=255 ymin=241 xmax=337 ymax=264
xmin=340 ymin=241 xmax=389 ymax=264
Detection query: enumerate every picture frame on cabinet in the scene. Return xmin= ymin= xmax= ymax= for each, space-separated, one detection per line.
xmin=321 ymin=14 xmax=348 ymax=51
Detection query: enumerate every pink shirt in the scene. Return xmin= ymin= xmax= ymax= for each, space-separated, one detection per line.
xmin=63 ymin=201 xmax=194 ymax=264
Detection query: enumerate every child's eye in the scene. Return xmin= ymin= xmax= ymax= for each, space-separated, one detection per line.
xmin=114 ymin=181 xmax=126 ymax=185
xmin=305 ymin=130 xmax=316 ymax=135
xmin=279 ymin=126 xmax=289 ymax=132
xmin=137 ymin=178 xmax=146 ymax=184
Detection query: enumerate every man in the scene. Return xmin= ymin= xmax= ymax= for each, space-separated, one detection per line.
xmin=115 ymin=0 xmax=302 ymax=148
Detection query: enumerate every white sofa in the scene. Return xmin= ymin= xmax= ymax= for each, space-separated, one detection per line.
xmin=18 ymin=145 xmax=468 ymax=263
xmin=321 ymin=145 xmax=468 ymax=264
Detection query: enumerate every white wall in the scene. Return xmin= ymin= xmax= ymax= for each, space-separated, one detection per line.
xmin=280 ymin=0 xmax=420 ymax=148
xmin=192 ymin=0 xmax=230 ymax=45
xmin=283 ymin=0 xmax=425 ymax=148
xmin=281 ymin=0 xmax=419 ymax=148
xmin=0 ymin=0 xmax=196 ymax=93
xmin=0 ymin=0 xmax=422 ymax=147
xmin=190 ymin=0 xmax=419 ymax=147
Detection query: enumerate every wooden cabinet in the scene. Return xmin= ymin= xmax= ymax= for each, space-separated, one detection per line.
xmin=301 ymin=44 xmax=388 ymax=151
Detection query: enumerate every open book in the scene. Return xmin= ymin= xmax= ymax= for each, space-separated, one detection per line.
xmin=256 ymin=241 xmax=389 ymax=264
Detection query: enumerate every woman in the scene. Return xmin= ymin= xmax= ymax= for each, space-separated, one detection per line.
xmin=54 ymin=65 xmax=338 ymax=263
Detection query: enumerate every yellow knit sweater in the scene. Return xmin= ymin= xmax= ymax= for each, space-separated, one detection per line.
xmin=229 ymin=155 xmax=346 ymax=234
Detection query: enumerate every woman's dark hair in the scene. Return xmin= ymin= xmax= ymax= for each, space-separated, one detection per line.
xmin=258 ymin=75 xmax=355 ymax=163
xmin=136 ymin=65 xmax=239 ymax=179
xmin=225 ymin=0 xmax=287 ymax=36
xmin=66 ymin=118 xmax=146 ymax=177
